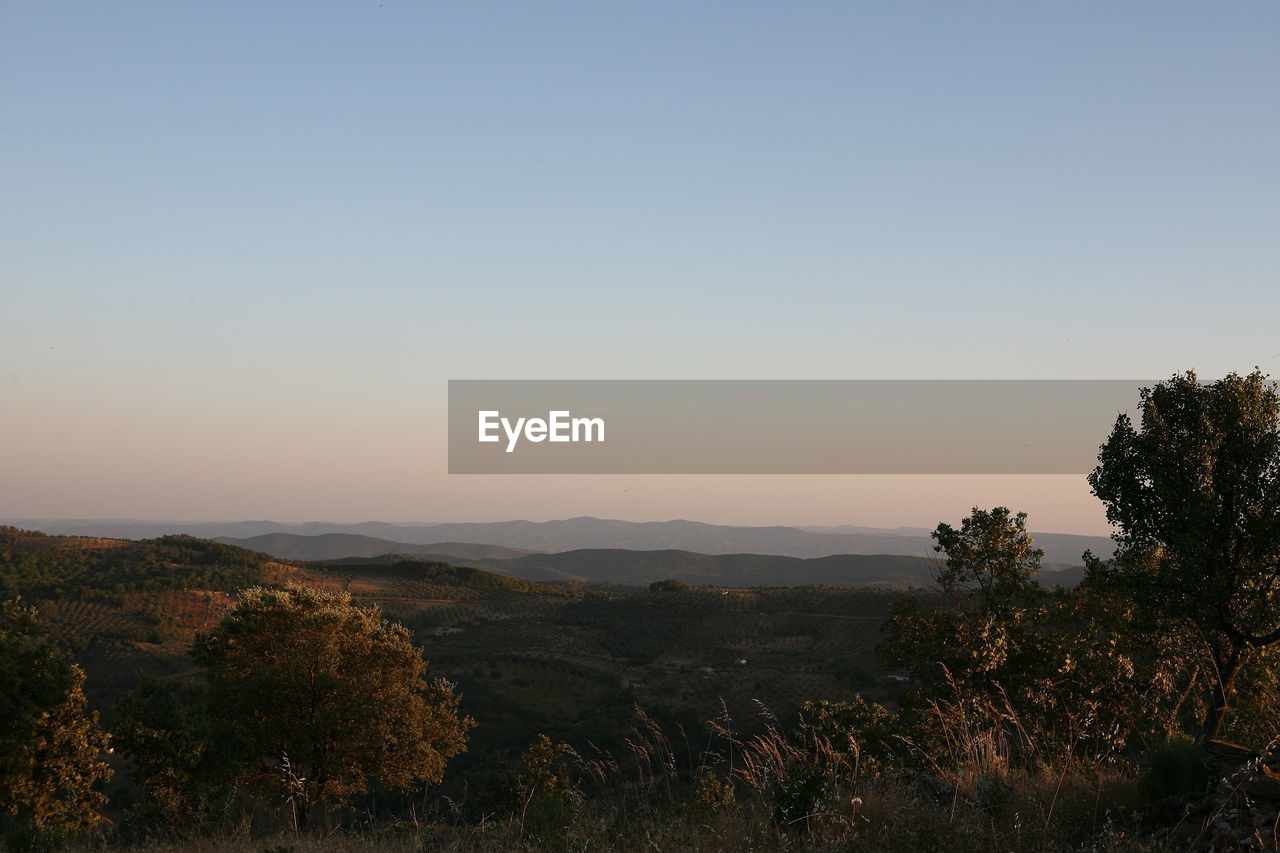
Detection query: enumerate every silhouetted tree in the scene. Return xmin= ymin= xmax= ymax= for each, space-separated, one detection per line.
xmin=882 ymin=509 xmax=1188 ymax=758
xmin=1088 ymin=370 xmax=1280 ymax=741
xmin=882 ymin=507 xmax=1045 ymax=692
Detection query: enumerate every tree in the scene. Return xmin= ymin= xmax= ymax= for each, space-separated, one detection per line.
xmin=112 ymin=678 xmax=234 ymax=832
xmin=880 ymin=508 xmax=1179 ymax=760
xmin=1087 ymin=370 xmax=1280 ymax=741
xmin=191 ymin=584 xmax=474 ymax=824
xmin=881 ymin=507 xmax=1045 ymax=691
xmin=0 ymin=599 xmax=111 ymax=835
xmin=931 ymin=507 xmax=1044 ymax=613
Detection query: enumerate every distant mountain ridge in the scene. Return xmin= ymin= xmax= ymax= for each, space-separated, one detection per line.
xmin=493 ymin=548 xmax=1084 ymax=589
xmin=5 ymin=516 xmax=1114 ymax=566
xmin=0 ymin=524 xmax=1088 ymax=594
xmin=211 ymin=535 xmax=1087 ymax=591
xmin=215 ymin=533 xmax=536 ymax=563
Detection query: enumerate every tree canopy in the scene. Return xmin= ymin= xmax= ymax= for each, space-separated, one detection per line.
xmin=0 ymin=599 xmax=112 ymax=835
xmin=1087 ymin=369 xmax=1280 ymax=740
xmin=190 ymin=584 xmax=473 ymax=824
xmin=881 ymin=507 xmax=1046 ymax=690
xmin=882 ymin=507 xmax=1199 ymax=760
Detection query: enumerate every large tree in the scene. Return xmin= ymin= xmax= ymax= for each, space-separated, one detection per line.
xmin=191 ymin=584 xmax=473 ymax=824
xmin=1087 ymin=370 xmax=1280 ymax=741
xmin=0 ymin=599 xmax=112 ymax=834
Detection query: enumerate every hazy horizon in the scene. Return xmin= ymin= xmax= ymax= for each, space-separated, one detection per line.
xmin=2 ymin=480 xmax=1115 ymax=536
xmin=6 ymin=3 xmax=1277 ymax=534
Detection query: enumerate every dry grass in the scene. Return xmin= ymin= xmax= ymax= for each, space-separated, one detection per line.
xmin=60 ymin=787 xmax=1165 ymax=853
xmin=50 ymin=693 xmax=1178 ymax=853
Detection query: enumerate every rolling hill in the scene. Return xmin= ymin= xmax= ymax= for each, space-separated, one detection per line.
xmin=488 ymin=547 xmax=1085 ymax=589
xmin=214 ymin=532 xmax=535 ymax=562
xmin=0 ymin=527 xmax=1072 ymax=767
xmin=10 ymin=516 xmax=1115 ymax=565
xmin=308 ymin=546 xmax=1085 ymax=590
xmin=499 ymin=548 xmax=939 ymax=588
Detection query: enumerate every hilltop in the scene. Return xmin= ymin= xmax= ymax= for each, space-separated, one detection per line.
xmin=0 ymin=526 xmax=272 ymax=598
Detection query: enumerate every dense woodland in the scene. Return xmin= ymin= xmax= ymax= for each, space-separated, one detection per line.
xmin=2 ymin=371 xmax=1280 ymax=852
xmin=0 ymin=532 xmax=270 ymax=600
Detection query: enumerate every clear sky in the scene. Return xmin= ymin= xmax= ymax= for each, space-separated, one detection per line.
xmin=3 ymin=2 xmax=1278 ymax=534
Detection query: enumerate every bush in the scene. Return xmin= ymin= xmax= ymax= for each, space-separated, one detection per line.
xmin=515 ymin=734 xmax=581 ymax=838
xmin=1142 ymin=737 xmax=1208 ymax=800
xmin=687 ymin=770 xmax=736 ymax=816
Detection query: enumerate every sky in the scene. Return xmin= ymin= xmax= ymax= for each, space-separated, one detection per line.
xmin=3 ymin=2 xmax=1278 ymax=534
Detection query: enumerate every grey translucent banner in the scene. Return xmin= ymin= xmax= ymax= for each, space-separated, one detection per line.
xmin=448 ymin=380 xmax=1149 ymax=474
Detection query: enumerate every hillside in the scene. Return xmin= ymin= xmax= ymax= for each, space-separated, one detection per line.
xmin=7 ymin=527 xmax=1214 ymax=851
xmin=501 ymin=548 xmax=941 ymax=588
xmin=493 ymin=548 xmax=1087 ymax=589
xmin=0 ymin=526 xmax=272 ymax=598
xmin=0 ymin=529 xmax=572 ymax=709
xmin=0 ymin=528 xmax=926 ymax=756
xmin=0 ymin=527 xmax=1078 ymax=737
xmin=230 ymin=539 xmax=1086 ymax=590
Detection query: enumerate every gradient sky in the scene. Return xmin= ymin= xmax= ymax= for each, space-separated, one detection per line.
xmin=3 ymin=2 xmax=1278 ymax=534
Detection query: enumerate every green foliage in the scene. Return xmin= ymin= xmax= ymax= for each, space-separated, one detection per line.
xmin=797 ymin=696 xmax=900 ymax=771
xmin=710 ymin=708 xmax=850 ymax=829
xmin=1220 ymin=645 xmax=1280 ymax=747
xmin=0 ymin=529 xmax=269 ymax=597
xmin=318 ymin=556 xmax=573 ymax=595
xmin=648 ymin=579 xmax=689 ymax=592
xmin=880 ymin=507 xmax=1046 ymax=694
xmin=931 ymin=507 xmax=1044 ymax=610
xmin=111 ymin=678 xmax=236 ymax=834
xmin=1088 ymin=370 xmax=1280 ymax=740
xmin=0 ymin=599 xmax=112 ymax=837
xmin=1018 ymin=586 xmax=1201 ymax=752
xmin=191 ymin=584 xmax=474 ymax=823
xmin=1142 ymin=737 xmax=1208 ymax=799
xmin=514 ymin=734 xmax=581 ymax=837
xmin=686 ymin=769 xmax=736 ymax=816
xmin=768 ymin=761 xmax=837 ymax=827
xmin=882 ymin=507 xmax=1194 ymax=761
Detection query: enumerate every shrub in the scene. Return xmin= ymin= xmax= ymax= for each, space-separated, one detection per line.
xmin=1142 ymin=737 xmax=1208 ymax=800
